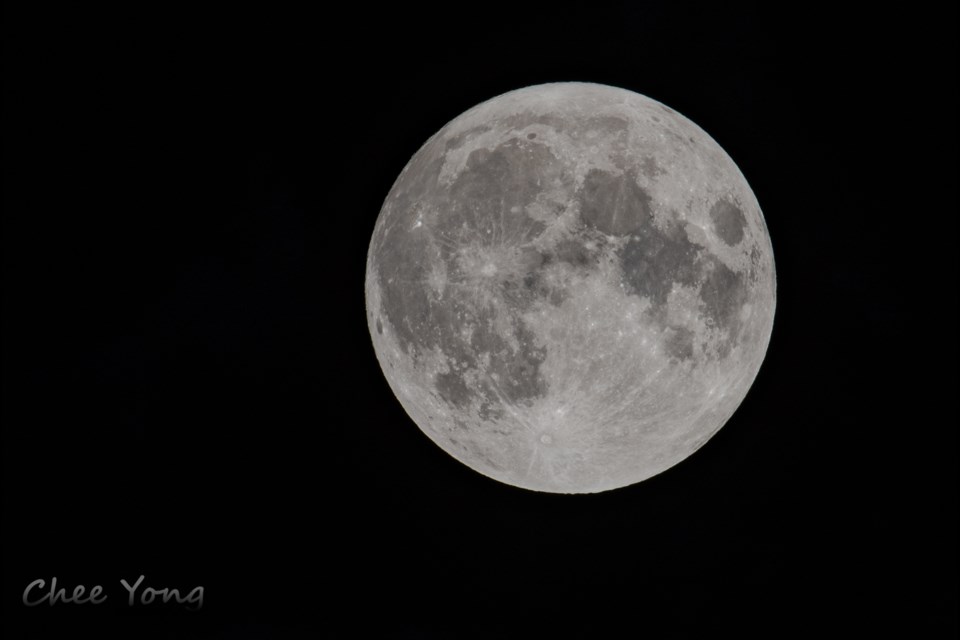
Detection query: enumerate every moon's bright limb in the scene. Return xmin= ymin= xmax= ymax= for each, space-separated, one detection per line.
xmin=365 ymin=82 xmax=775 ymax=493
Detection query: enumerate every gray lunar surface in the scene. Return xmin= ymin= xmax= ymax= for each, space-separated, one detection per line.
xmin=366 ymin=82 xmax=775 ymax=493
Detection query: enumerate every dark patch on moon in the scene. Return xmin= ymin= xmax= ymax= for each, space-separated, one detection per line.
xmin=427 ymin=299 xmax=549 ymax=412
xmin=442 ymin=139 xmax=554 ymax=244
xmin=478 ymin=399 xmax=505 ymax=422
xmin=614 ymin=203 xmax=751 ymax=359
xmin=698 ymin=257 xmax=745 ymax=328
xmin=709 ymin=199 xmax=747 ymax=246
xmin=748 ymin=245 xmax=764 ymax=284
xmin=619 ymin=221 xmax=701 ymax=306
xmin=492 ymin=318 xmax=548 ymax=405
xmin=435 ymin=367 xmax=473 ymax=408
xmin=640 ymin=157 xmax=663 ymax=178
xmin=554 ymin=238 xmax=602 ymax=270
xmin=378 ymin=258 xmax=433 ymax=360
xmin=664 ymin=325 xmax=695 ymax=361
xmin=698 ymin=256 xmax=748 ymax=355
xmin=375 ymin=136 xmax=565 ymax=416
xmin=376 ymin=318 xmax=383 ymax=334
xmin=499 ymin=269 xmax=559 ymax=310
xmin=578 ymin=169 xmax=652 ymax=236
xmin=373 ymin=152 xmax=451 ymax=359
xmin=581 ymin=115 xmax=629 ymax=137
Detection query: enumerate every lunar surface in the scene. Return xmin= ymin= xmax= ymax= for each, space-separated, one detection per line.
xmin=365 ymin=82 xmax=775 ymax=493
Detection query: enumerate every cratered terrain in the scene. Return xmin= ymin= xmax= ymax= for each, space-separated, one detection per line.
xmin=366 ymin=82 xmax=775 ymax=493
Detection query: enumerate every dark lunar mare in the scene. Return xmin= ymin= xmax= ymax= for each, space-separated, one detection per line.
xmin=374 ymin=134 xmax=578 ymax=417
xmin=573 ymin=167 xmax=749 ymax=361
xmin=709 ymin=199 xmax=746 ymax=246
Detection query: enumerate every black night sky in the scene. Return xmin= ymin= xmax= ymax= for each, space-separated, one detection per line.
xmin=2 ymin=3 xmax=956 ymax=638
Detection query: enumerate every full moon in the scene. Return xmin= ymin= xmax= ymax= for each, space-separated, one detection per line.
xmin=365 ymin=82 xmax=775 ymax=493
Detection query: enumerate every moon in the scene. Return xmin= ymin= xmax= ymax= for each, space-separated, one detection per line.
xmin=365 ymin=82 xmax=775 ymax=493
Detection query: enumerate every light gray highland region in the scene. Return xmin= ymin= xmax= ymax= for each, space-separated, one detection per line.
xmin=365 ymin=82 xmax=776 ymax=493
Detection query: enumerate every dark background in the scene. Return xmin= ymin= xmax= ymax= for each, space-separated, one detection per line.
xmin=2 ymin=3 xmax=956 ymax=638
